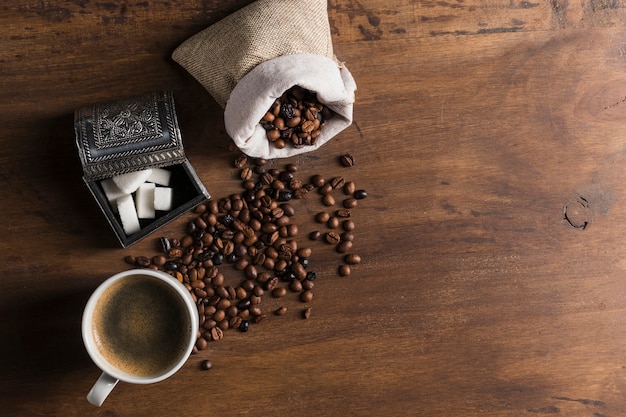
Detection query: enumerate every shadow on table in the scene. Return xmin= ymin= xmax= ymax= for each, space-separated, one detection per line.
xmin=0 ymin=286 xmax=94 ymax=387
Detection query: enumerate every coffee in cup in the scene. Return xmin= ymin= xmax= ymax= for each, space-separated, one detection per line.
xmin=82 ymin=269 xmax=198 ymax=406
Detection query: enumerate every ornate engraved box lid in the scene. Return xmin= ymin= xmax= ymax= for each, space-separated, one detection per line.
xmin=74 ymin=91 xmax=187 ymax=181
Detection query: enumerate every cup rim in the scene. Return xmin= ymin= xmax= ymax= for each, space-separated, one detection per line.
xmin=81 ymin=269 xmax=198 ymax=384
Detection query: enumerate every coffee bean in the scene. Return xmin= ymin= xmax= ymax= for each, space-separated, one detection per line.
xmin=260 ymin=87 xmax=335 ymax=149
xmin=238 ymin=320 xmax=250 ymax=332
xmin=342 ymin=220 xmax=355 ymax=231
xmin=325 ymin=231 xmax=341 ymax=244
xmin=311 ymin=175 xmax=325 ymax=187
xmin=330 ymin=177 xmax=345 ymax=189
xmin=345 ymin=254 xmax=361 ymax=265
xmin=272 ymin=287 xmax=287 ymax=298
xmin=322 ymin=194 xmax=335 ymax=206
xmin=300 ymin=290 xmax=314 ymax=303
xmin=343 ymin=198 xmax=358 ymax=209
xmin=309 ymin=230 xmax=321 ymax=240
xmin=135 ymin=256 xmax=151 ymax=268
xmin=327 ymin=217 xmax=340 ymax=229
xmin=303 ymin=307 xmax=312 ymax=319
xmin=341 ymin=154 xmax=355 ymax=167
xmin=336 ymin=240 xmax=353 ymax=253
xmin=315 ymin=211 xmax=330 ymax=223
xmin=196 ymin=338 xmax=208 ymax=351
xmin=275 ymin=306 xmax=288 ymax=316
xmin=200 ymin=359 xmax=213 ymax=370
xmin=354 ymin=189 xmax=368 ymax=199
xmin=338 ymin=264 xmax=351 ymax=277
xmin=234 ymin=154 xmax=248 ymax=168
xmin=343 ymin=181 xmax=356 ymax=195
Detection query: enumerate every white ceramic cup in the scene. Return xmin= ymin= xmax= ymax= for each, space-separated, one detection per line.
xmin=82 ymin=269 xmax=199 ymax=407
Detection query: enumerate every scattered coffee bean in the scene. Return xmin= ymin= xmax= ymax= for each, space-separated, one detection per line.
xmin=354 ymin=189 xmax=368 ymax=199
xmin=325 ymin=231 xmax=341 ymax=244
xmin=344 ymin=253 xmax=361 ymax=265
xmin=343 ymin=181 xmax=356 ymax=195
xmin=322 ymin=194 xmax=335 ymax=206
xmin=341 ymin=153 xmax=355 ymax=167
xmin=200 ymin=359 xmax=213 ymax=370
xmin=315 ymin=211 xmax=330 ymax=223
xmin=123 ymin=157 xmax=367 ymax=366
xmin=303 ymin=307 xmax=312 ymax=319
xmin=343 ymin=198 xmax=358 ymax=209
xmin=272 ymin=287 xmax=287 ymax=298
xmin=300 ymin=290 xmax=314 ymax=303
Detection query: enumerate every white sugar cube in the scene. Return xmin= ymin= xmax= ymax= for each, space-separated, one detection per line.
xmin=117 ymin=194 xmax=141 ymax=235
xmin=112 ymin=169 xmax=153 ymax=194
xmin=154 ymin=187 xmax=173 ymax=211
xmin=135 ymin=183 xmax=156 ymax=219
xmin=147 ymin=168 xmax=172 ymax=186
xmin=100 ymin=178 xmax=126 ymax=213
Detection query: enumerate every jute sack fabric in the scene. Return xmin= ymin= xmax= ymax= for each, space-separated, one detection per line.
xmin=172 ymin=0 xmax=357 ymax=159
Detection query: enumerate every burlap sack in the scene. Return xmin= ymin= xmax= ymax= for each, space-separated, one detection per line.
xmin=172 ymin=0 xmax=356 ymax=159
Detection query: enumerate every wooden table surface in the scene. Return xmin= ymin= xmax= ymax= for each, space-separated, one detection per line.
xmin=3 ymin=1 xmax=626 ymax=416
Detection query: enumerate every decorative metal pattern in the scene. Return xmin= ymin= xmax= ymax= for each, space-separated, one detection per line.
xmin=74 ymin=91 xmax=187 ymax=181
xmin=94 ymin=95 xmax=162 ymax=149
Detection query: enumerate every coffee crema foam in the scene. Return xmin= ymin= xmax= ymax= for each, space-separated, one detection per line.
xmin=91 ymin=275 xmax=191 ymax=377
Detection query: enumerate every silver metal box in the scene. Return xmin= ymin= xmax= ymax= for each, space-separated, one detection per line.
xmin=74 ymin=91 xmax=210 ymax=247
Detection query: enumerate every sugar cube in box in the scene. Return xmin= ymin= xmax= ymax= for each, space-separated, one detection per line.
xmin=74 ymin=91 xmax=210 ymax=247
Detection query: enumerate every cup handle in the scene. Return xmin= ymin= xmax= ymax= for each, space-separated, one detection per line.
xmin=86 ymin=372 xmax=119 ymax=407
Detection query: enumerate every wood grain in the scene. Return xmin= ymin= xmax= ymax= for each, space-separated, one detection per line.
xmin=3 ymin=1 xmax=626 ymax=416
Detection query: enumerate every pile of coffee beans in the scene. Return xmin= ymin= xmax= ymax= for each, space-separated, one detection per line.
xmin=260 ymin=86 xmax=335 ymax=149
xmin=125 ymin=154 xmax=366 ymax=354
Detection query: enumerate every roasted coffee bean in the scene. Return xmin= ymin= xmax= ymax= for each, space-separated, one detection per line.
xmin=341 ymin=232 xmax=355 ymax=241
xmin=164 ymin=261 xmax=179 ymax=271
xmin=289 ymin=280 xmax=303 ymax=292
xmin=336 ymin=240 xmax=353 ymax=253
xmin=297 ymin=247 xmax=312 ymax=258
xmin=338 ymin=264 xmax=351 ymax=277
xmin=303 ymin=307 xmax=312 ymax=320
xmin=210 ymin=326 xmax=224 ymax=341
xmin=315 ymin=211 xmax=330 ymax=223
xmin=342 ymin=220 xmax=355 ymax=231
xmin=309 ymin=230 xmax=321 ymax=240
xmin=300 ymin=290 xmax=314 ymax=303
xmin=327 ymin=217 xmax=340 ymax=229
xmin=238 ymin=320 xmax=250 ymax=332
xmin=159 ymin=237 xmax=172 ymax=253
xmin=322 ymin=194 xmax=335 ymax=206
xmin=335 ymin=209 xmax=351 ymax=218
xmin=281 ymin=203 xmax=295 ymax=217
xmin=319 ymin=183 xmax=333 ymax=195
xmin=311 ymin=174 xmax=325 ymax=187
xmin=275 ymin=306 xmax=288 ymax=316
xmin=354 ymin=189 xmax=368 ymax=199
xmin=135 ymin=256 xmax=151 ymax=268
xmin=345 ymin=253 xmax=361 ymax=265
xmin=330 ymin=177 xmax=345 ymax=189
xmin=325 ymin=231 xmax=341 ymax=244
xmin=343 ymin=198 xmax=358 ymax=209
xmin=271 ymin=287 xmax=287 ymax=298
xmin=200 ymin=359 xmax=213 ymax=370
xmin=124 ymin=255 xmax=136 ymax=265
xmin=234 ymin=154 xmax=248 ymax=168
xmin=343 ymin=181 xmax=356 ymax=195
xmin=341 ymin=153 xmax=355 ymax=167
xmin=196 ymin=338 xmax=208 ymax=351
xmin=152 ymin=254 xmax=167 ymax=267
